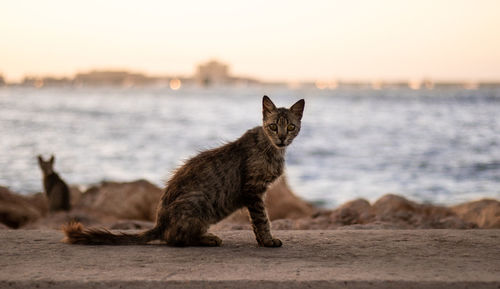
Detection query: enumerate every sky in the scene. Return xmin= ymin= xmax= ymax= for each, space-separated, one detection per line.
xmin=1 ymin=0 xmax=500 ymax=82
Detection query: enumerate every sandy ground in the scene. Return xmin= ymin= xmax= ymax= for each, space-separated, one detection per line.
xmin=0 ymin=230 xmax=499 ymax=289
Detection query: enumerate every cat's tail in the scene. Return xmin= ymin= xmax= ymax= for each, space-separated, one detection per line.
xmin=62 ymin=221 xmax=163 ymax=245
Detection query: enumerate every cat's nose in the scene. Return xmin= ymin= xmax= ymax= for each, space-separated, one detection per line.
xmin=279 ymin=136 xmax=286 ymax=143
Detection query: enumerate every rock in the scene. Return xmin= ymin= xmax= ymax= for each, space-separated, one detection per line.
xmin=5 ymin=176 xmax=498 ymax=231
xmin=270 ymin=198 xmax=377 ymax=231
xmin=330 ymin=198 xmax=374 ymax=225
xmin=26 ymin=192 xmax=50 ymax=216
xmin=69 ymin=185 xmax=84 ymax=208
xmin=78 ymin=179 xmax=163 ymax=221
xmin=372 ymin=194 xmax=419 ymax=223
xmin=0 ymin=186 xmax=44 ymax=228
xmin=372 ymin=194 xmax=474 ymax=229
xmin=452 ymin=199 xmax=500 ymax=228
xmin=265 ymin=176 xmax=315 ymax=220
xmin=218 ymin=195 xmax=498 ymax=230
xmin=270 ymin=194 xmax=484 ymax=230
xmin=270 ymin=218 xmax=296 ymax=230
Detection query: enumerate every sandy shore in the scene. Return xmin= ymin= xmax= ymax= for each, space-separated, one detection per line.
xmin=1 ymin=229 xmax=499 ymax=288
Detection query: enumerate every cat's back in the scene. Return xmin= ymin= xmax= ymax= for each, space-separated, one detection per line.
xmin=44 ymin=173 xmax=70 ymax=211
xmin=163 ymin=127 xmax=262 ymax=201
xmin=44 ymin=173 xmax=68 ymax=192
xmin=174 ymin=126 xmax=261 ymax=175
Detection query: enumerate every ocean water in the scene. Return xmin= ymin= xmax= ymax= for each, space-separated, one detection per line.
xmin=1 ymin=86 xmax=499 ymax=207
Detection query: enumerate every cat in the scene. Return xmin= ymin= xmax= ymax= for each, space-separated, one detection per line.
xmin=63 ymin=95 xmax=304 ymax=247
xmin=38 ymin=155 xmax=71 ymax=211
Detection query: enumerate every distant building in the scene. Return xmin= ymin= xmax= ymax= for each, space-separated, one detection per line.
xmin=74 ymin=70 xmax=157 ymax=87
xmin=228 ymin=76 xmax=260 ymax=86
xmin=0 ymin=74 xmax=5 ymax=86
xmin=21 ymin=76 xmax=73 ymax=88
xmin=21 ymin=77 xmax=45 ymax=88
xmin=41 ymin=77 xmax=72 ymax=87
xmin=195 ymin=60 xmax=230 ymax=86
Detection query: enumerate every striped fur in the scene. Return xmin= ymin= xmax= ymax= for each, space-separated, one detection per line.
xmin=63 ymin=96 xmax=304 ymax=247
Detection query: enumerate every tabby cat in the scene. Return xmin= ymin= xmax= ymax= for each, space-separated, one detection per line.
xmin=64 ymin=95 xmax=304 ymax=247
xmin=38 ymin=155 xmax=71 ymax=211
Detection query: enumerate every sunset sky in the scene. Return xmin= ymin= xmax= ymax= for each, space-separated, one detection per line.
xmin=1 ymin=0 xmax=500 ymax=82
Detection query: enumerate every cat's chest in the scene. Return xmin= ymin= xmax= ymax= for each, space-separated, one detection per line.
xmin=251 ymin=154 xmax=284 ymax=184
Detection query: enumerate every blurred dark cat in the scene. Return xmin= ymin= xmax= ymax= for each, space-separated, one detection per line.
xmin=38 ymin=155 xmax=71 ymax=212
xmin=63 ymin=95 xmax=304 ymax=247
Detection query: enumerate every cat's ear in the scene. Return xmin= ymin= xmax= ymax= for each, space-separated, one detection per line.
xmin=37 ymin=155 xmax=43 ymax=165
xmin=290 ymin=99 xmax=305 ymax=120
xmin=262 ymin=95 xmax=277 ymax=117
xmin=49 ymin=155 xmax=55 ymax=165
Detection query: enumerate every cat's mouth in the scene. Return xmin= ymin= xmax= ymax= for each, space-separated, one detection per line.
xmin=276 ymin=143 xmax=287 ymax=148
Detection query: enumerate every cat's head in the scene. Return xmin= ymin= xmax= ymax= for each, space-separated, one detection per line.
xmin=38 ymin=155 xmax=55 ymax=176
xmin=262 ymin=95 xmax=305 ymax=149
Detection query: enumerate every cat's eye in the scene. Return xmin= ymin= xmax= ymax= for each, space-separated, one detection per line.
xmin=287 ymin=124 xmax=296 ymax=131
xmin=269 ymin=124 xmax=278 ymax=131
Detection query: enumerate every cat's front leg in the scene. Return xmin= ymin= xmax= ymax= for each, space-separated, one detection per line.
xmin=247 ymin=198 xmax=282 ymax=247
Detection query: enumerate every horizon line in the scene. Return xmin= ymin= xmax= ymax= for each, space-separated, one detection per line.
xmin=2 ymin=68 xmax=500 ymax=85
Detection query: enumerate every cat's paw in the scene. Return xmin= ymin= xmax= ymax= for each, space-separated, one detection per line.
xmin=197 ymin=234 xmax=223 ymax=247
xmin=260 ymin=238 xmax=282 ymax=247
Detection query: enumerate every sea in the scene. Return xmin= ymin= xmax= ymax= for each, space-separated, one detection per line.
xmin=1 ymin=85 xmax=499 ymax=208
